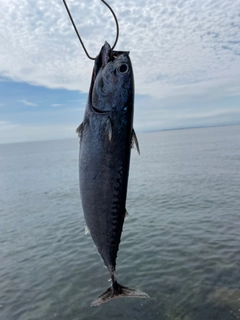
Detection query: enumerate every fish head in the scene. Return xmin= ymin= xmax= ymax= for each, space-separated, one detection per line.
xmin=90 ymin=42 xmax=134 ymax=114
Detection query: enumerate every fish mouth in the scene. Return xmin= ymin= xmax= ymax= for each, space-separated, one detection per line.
xmin=93 ymin=42 xmax=130 ymax=82
xmin=89 ymin=42 xmax=130 ymax=114
xmin=91 ymin=42 xmax=111 ymax=86
xmin=88 ymin=42 xmax=111 ymax=113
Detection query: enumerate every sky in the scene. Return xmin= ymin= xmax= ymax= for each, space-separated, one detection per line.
xmin=0 ymin=0 xmax=240 ymax=144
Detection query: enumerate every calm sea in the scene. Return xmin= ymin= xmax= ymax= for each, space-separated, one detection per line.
xmin=0 ymin=125 xmax=240 ymax=320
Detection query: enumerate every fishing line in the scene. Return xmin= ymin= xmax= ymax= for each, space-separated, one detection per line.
xmin=62 ymin=0 xmax=119 ymax=60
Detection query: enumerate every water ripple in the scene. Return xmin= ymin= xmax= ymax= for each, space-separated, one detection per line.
xmin=1 ymin=127 xmax=240 ymax=319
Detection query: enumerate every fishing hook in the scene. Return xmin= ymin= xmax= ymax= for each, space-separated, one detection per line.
xmin=62 ymin=0 xmax=119 ymax=60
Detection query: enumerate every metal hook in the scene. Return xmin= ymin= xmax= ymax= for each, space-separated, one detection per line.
xmin=62 ymin=0 xmax=119 ymax=60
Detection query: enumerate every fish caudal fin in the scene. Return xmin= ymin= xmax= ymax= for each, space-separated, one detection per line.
xmin=90 ymin=281 xmax=149 ymax=307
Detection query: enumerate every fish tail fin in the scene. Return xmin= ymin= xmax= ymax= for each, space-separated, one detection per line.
xmin=90 ymin=280 xmax=149 ymax=307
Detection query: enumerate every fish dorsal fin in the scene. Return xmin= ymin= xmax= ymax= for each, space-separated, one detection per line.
xmin=125 ymin=209 xmax=130 ymax=220
xmin=85 ymin=225 xmax=90 ymax=235
xmin=106 ymin=117 xmax=112 ymax=141
xmin=131 ymin=129 xmax=140 ymax=155
xmin=76 ymin=122 xmax=83 ymax=139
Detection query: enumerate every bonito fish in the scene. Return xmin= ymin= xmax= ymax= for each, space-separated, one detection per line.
xmin=77 ymin=42 xmax=149 ymax=306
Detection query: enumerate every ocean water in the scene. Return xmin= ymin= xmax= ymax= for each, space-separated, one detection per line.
xmin=0 ymin=125 xmax=240 ymax=320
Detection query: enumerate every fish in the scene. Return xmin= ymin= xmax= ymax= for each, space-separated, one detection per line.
xmin=77 ymin=41 xmax=149 ymax=307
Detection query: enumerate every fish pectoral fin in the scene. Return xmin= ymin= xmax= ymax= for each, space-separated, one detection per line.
xmin=125 ymin=209 xmax=130 ymax=220
xmin=85 ymin=225 xmax=90 ymax=235
xmin=106 ymin=117 xmax=112 ymax=141
xmin=76 ymin=122 xmax=83 ymax=139
xmin=131 ymin=129 xmax=140 ymax=155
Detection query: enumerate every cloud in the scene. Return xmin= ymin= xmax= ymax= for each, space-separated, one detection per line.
xmin=51 ymin=103 xmax=63 ymax=107
xmin=0 ymin=0 xmax=239 ymax=99
xmin=20 ymin=100 xmax=38 ymax=107
xmin=0 ymin=120 xmax=19 ymax=130
xmin=0 ymin=0 xmax=240 ymax=144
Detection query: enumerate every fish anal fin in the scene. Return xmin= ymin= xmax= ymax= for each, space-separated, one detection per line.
xmin=85 ymin=225 xmax=90 ymax=235
xmin=125 ymin=209 xmax=130 ymax=220
xmin=131 ymin=129 xmax=140 ymax=155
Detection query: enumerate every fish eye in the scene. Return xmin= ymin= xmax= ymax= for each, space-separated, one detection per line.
xmin=117 ymin=63 xmax=129 ymax=74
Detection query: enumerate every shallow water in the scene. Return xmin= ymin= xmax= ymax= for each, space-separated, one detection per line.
xmin=0 ymin=125 xmax=240 ymax=320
